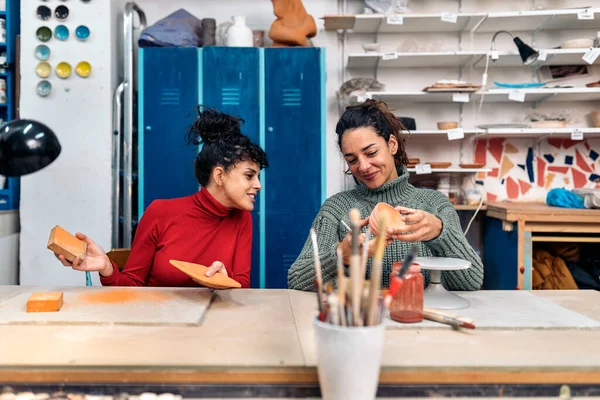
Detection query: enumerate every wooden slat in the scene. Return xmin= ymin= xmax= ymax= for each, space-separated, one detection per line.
xmin=531 ymin=236 xmax=600 ymax=243
xmin=486 ymin=202 xmax=600 ymax=223
xmin=517 ymin=220 xmax=525 ymax=290
xmin=454 ymin=204 xmax=488 ymax=211
xmin=3 ymin=368 xmax=600 ymax=385
xmin=525 ymin=223 xmax=600 ymax=233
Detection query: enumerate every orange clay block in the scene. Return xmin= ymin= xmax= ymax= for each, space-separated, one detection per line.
xmin=47 ymin=225 xmax=87 ymax=262
xmin=26 ymin=292 xmax=64 ymax=312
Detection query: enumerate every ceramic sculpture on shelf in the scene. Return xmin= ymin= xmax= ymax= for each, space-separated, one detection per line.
xmin=268 ymin=0 xmax=317 ymax=47
xmin=336 ymin=78 xmax=385 ymax=109
xmin=226 ymin=16 xmax=253 ymax=47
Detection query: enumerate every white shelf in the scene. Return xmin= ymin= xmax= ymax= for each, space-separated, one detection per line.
xmin=367 ymin=88 xmax=600 ymax=103
xmin=408 ymin=129 xmax=483 ymax=136
xmin=324 ymin=12 xmax=484 ymax=33
xmin=476 ymin=127 xmax=600 ymax=138
xmin=348 ymin=49 xmax=596 ymax=69
xmin=347 ymin=52 xmax=486 ymax=69
xmin=473 ymin=49 xmax=594 ymax=68
xmin=323 ymin=8 xmax=600 ymax=33
xmin=407 ymin=168 xmax=492 ymax=174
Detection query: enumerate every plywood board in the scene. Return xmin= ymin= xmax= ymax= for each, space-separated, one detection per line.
xmin=0 ymin=286 xmax=214 ymax=327
xmin=386 ymin=291 xmax=600 ymax=330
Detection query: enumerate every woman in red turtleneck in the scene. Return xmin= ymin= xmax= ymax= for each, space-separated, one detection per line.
xmin=54 ymin=107 xmax=268 ymax=288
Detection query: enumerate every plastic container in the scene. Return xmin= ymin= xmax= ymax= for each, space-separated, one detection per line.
xmin=389 ymin=262 xmax=424 ymax=323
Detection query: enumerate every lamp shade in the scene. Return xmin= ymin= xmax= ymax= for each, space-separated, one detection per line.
xmin=513 ymin=36 xmax=539 ymax=65
xmin=0 ymin=119 xmax=61 ymax=177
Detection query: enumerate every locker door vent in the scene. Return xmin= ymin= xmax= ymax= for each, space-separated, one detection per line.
xmin=282 ymin=88 xmax=301 ymax=107
xmin=160 ymin=88 xmax=180 ymax=106
xmin=222 ymin=87 xmax=241 ymax=106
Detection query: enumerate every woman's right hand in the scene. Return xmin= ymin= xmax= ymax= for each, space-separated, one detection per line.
xmin=54 ymin=232 xmax=114 ymax=277
xmin=337 ymin=218 xmax=392 ymax=265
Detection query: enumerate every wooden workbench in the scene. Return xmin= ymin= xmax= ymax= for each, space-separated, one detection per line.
xmin=485 ymin=202 xmax=600 ymax=290
xmin=0 ymin=286 xmax=600 ymax=397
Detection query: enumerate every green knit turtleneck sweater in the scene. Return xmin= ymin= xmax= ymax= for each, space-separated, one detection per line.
xmin=287 ymin=167 xmax=484 ymax=291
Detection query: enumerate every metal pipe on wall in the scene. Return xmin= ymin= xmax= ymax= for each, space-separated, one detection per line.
xmin=121 ymin=2 xmax=146 ymax=248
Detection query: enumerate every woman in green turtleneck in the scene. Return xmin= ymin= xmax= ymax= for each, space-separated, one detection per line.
xmin=287 ymin=99 xmax=483 ymax=292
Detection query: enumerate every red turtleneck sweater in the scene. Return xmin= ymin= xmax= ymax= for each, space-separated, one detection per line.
xmin=100 ymin=187 xmax=252 ymax=288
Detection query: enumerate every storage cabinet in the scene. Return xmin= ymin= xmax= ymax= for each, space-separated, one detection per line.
xmin=139 ymin=47 xmax=325 ymax=288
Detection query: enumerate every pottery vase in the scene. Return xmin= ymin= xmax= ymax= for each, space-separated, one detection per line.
xmin=226 ymin=16 xmax=253 ymax=47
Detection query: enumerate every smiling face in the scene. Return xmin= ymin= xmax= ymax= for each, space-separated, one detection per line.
xmin=214 ymin=160 xmax=262 ymax=211
xmin=341 ymin=127 xmax=399 ymax=189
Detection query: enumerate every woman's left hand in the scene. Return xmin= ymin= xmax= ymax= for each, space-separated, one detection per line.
xmin=205 ymin=261 xmax=228 ymax=278
xmin=387 ymin=207 xmax=442 ymax=242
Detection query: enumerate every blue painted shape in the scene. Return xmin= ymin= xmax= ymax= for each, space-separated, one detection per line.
xmin=590 ymin=174 xmax=600 ymax=183
xmin=526 ymin=148 xmax=534 ymax=182
xmin=203 ymin=47 xmax=262 ymax=288
xmin=139 ymin=48 xmax=199 ymax=213
xmin=590 ymin=150 xmax=599 ymax=161
xmin=524 ymin=231 xmax=532 ymax=290
xmin=476 ymin=180 xmax=484 ymax=186
xmin=518 ymin=164 xmax=526 ymax=170
xmin=264 ymin=48 xmax=323 ymax=288
xmin=501 ymin=179 xmax=505 ymax=185
xmin=482 ymin=216 xmax=518 ymax=290
xmin=565 ymin=155 xmax=574 ymax=165
xmin=544 ymin=154 xmax=554 ymax=163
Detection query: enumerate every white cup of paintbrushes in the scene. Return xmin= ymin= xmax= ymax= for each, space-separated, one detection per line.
xmin=313 ymin=317 xmax=385 ymax=400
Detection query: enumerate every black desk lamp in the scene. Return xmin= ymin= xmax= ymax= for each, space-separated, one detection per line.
xmin=0 ymin=119 xmax=61 ymax=177
xmin=491 ymin=30 xmax=539 ymax=65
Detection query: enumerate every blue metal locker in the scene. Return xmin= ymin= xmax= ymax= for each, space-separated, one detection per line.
xmin=202 ymin=47 xmax=262 ymax=288
xmin=138 ymin=48 xmax=199 ymax=214
xmin=264 ymin=48 xmax=325 ymax=288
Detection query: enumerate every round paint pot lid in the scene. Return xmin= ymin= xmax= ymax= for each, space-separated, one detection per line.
xmin=54 ymin=25 xmax=69 ymax=41
xmin=35 ymin=44 xmax=51 ymax=61
xmin=36 ymin=62 xmax=52 ymax=78
xmin=55 ymin=5 xmax=69 ymax=20
xmin=76 ymin=61 xmax=92 ymax=78
xmin=36 ymin=80 xmax=52 ymax=97
xmin=36 ymin=26 xmax=52 ymax=42
xmin=56 ymin=62 xmax=72 ymax=79
xmin=36 ymin=5 xmax=52 ymax=20
xmin=75 ymin=25 xmax=90 ymax=41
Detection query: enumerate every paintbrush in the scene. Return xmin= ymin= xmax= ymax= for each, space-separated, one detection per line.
xmin=310 ymin=228 xmax=325 ymax=315
xmin=349 ymin=208 xmax=363 ymax=327
xmin=366 ymin=215 xmax=387 ymax=326
xmin=360 ymin=230 xmax=370 ymax=281
xmin=336 ymin=246 xmax=347 ymax=327
xmin=341 ymin=220 xmax=351 ymax=232
xmin=397 ymin=245 xmax=418 ymax=280
xmin=423 ymin=308 xmax=476 ymax=330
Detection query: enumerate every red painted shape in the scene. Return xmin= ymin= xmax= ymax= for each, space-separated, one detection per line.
xmin=475 ymin=139 xmax=487 ymax=165
xmin=488 ymin=139 xmax=505 ymax=163
xmin=537 ymin=158 xmax=546 ymax=187
xmin=576 ymin=150 xmax=593 ymax=173
xmin=506 ymin=177 xmax=519 ymax=199
xmin=518 ymin=179 xmax=532 ymax=195
xmin=547 ymin=138 xmax=563 ymax=149
xmin=487 ymin=192 xmax=497 ymax=202
xmin=563 ymin=139 xmax=579 ymax=149
xmin=488 ymin=168 xmax=499 ymax=178
xmin=548 ymin=166 xmax=569 ymax=174
xmin=520 ymin=267 xmax=525 ymax=274
xmin=572 ymin=168 xmax=588 ymax=187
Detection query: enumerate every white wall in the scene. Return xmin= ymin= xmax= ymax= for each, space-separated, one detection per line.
xmin=19 ymin=0 xmax=125 ymax=285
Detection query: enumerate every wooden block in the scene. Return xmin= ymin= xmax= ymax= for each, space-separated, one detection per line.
xmin=26 ymin=292 xmax=64 ymax=313
xmin=47 ymin=225 xmax=87 ymax=262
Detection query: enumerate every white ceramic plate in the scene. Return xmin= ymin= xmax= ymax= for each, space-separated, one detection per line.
xmin=414 ymin=257 xmax=471 ymax=270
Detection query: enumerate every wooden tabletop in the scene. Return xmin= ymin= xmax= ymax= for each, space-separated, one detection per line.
xmin=0 ymin=286 xmax=600 ymax=386
xmin=486 ymin=201 xmax=600 ymax=223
